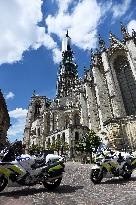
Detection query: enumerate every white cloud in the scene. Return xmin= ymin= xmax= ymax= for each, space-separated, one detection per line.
xmin=112 ymin=0 xmax=132 ymax=19
xmin=33 ymin=27 xmax=57 ymax=50
xmin=45 ymin=0 xmax=132 ymax=56
xmin=55 ymin=0 xmax=73 ymax=13
xmin=45 ymin=0 xmax=115 ymax=50
xmin=7 ymin=108 xmax=27 ymax=141
xmin=9 ymin=108 xmax=27 ymax=119
xmin=0 ymin=0 xmax=58 ymax=65
xmin=5 ymin=91 xmax=15 ymax=100
xmin=0 ymin=0 xmax=133 ymax=65
xmin=7 ymin=118 xmax=26 ymax=139
xmin=46 ymin=0 xmax=103 ymax=50
xmin=127 ymin=20 xmax=136 ymax=34
xmin=52 ymin=48 xmax=62 ymax=64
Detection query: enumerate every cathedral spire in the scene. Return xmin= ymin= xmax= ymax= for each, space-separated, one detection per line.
xmin=32 ymin=90 xmax=36 ymax=96
xmin=62 ymin=30 xmax=71 ymax=52
xmin=120 ymin=22 xmax=131 ymax=40
xmin=66 ymin=30 xmax=69 ymax=37
xmin=90 ymin=49 xmax=94 ymax=66
xmin=57 ymin=33 xmax=78 ymax=98
xmin=132 ymin=29 xmax=136 ymax=45
xmin=98 ymin=34 xmax=106 ymax=52
xmin=109 ymin=31 xmax=118 ymax=45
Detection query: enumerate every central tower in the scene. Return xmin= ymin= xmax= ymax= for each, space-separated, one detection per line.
xmin=56 ymin=31 xmax=78 ymax=98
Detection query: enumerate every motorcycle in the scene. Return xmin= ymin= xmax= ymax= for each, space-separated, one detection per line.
xmin=90 ymin=149 xmax=132 ymax=184
xmin=0 ymin=142 xmax=65 ymax=192
xmin=125 ymin=151 xmax=136 ymax=172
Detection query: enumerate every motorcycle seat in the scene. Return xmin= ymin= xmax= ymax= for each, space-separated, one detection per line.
xmin=31 ymin=160 xmax=46 ymax=169
xmin=35 ymin=158 xmax=45 ymax=164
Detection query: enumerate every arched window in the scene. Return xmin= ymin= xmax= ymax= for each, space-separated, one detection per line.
xmin=75 ymin=131 xmax=79 ymax=143
xmin=52 ymin=136 xmax=55 ymax=144
xmin=48 ymin=138 xmax=50 ymax=144
xmin=57 ymin=134 xmax=60 ymax=141
xmin=62 ymin=132 xmax=65 ymax=142
xmin=37 ymin=128 xmax=40 ymax=136
xmin=114 ymin=55 xmax=136 ymax=115
xmin=34 ymin=101 xmax=41 ymax=119
xmin=47 ymin=138 xmax=51 ymax=148
xmin=73 ymin=113 xmax=80 ymax=126
xmin=65 ymin=115 xmax=69 ymax=128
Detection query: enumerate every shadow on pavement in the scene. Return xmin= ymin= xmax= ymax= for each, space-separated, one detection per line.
xmin=54 ymin=185 xmax=84 ymax=194
xmin=0 ymin=184 xmax=83 ymax=198
xmin=129 ymin=176 xmax=136 ymax=181
xmin=100 ymin=176 xmax=136 ymax=184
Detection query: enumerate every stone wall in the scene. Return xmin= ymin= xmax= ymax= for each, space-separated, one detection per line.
xmin=106 ymin=116 xmax=136 ymax=151
xmin=84 ymin=79 xmax=100 ymax=133
xmin=93 ymin=64 xmax=112 ymax=129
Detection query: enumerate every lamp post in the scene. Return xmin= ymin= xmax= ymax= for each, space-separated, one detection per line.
xmin=60 ymin=144 xmax=64 ymax=156
xmin=82 ymin=137 xmax=86 ymax=164
xmin=83 ymin=142 xmax=86 ymax=149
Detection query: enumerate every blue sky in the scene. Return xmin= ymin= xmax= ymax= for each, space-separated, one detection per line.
xmin=0 ymin=0 xmax=136 ymax=142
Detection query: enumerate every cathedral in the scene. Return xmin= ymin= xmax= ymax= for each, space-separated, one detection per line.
xmin=23 ymin=24 xmax=136 ymax=154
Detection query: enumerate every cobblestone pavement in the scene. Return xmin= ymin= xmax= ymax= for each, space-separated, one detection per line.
xmin=1 ymin=162 xmax=136 ymax=205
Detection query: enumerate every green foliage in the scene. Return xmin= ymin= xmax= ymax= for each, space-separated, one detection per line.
xmin=47 ymin=139 xmax=69 ymax=154
xmin=29 ymin=144 xmax=44 ymax=155
xmin=47 ymin=142 xmax=51 ymax=150
xmin=75 ymin=129 xmax=101 ymax=154
xmin=86 ymin=130 xmax=101 ymax=154
xmin=50 ymin=142 xmax=56 ymax=151
xmin=75 ymin=140 xmax=84 ymax=153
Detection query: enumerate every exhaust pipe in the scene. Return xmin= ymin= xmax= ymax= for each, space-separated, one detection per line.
xmin=46 ymin=174 xmax=62 ymax=182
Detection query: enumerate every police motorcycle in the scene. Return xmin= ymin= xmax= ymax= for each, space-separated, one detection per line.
xmin=124 ymin=151 xmax=136 ymax=173
xmin=90 ymin=144 xmax=132 ymax=184
xmin=0 ymin=141 xmax=65 ymax=192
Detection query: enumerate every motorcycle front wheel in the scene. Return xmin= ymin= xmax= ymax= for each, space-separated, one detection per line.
xmin=0 ymin=175 xmax=8 ymax=192
xmin=43 ymin=177 xmax=62 ymax=190
xmin=90 ymin=169 xmax=103 ymax=184
xmin=122 ymin=164 xmax=132 ymax=180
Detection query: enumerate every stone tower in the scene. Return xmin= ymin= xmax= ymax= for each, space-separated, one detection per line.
xmin=23 ymin=92 xmax=51 ymax=153
xmin=46 ymin=31 xmax=89 ymax=157
xmin=23 ymin=32 xmax=89 ymax=156
xmin=56 ymin=31 xmax=78 ymax=98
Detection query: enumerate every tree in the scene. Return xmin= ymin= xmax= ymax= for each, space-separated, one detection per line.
xmin=55 ymin=139 xmax=61 ymax=155
xmin=48 ymin=139 xmax=69 ymax=155
xmin=60 ymin=141 xmax=69 ymax=155
xmin=29 ymin=144 xmax=44 ymax=155
xmin=75 ymin=140 xmax=84 ymax=153
xmin=85 ymin=130 xmax=101 ymax=162
xmin=50 ymin=142 xmax=56 ymax=152
xmin=47 ymin=142 xmax=51 ymax=150
xmin=75 ymin=129 xmax=101 ymax=163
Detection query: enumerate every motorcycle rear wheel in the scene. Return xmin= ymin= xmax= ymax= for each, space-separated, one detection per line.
xmin=90 ymin=169 xmax=103 ymax=184
xmin=43 ymin=177 xmax=62 ymax=190
xmin=122 ymin=172 xmax=131 ymax=180
xmin=0 ymin=175 xmax=8 ymax=192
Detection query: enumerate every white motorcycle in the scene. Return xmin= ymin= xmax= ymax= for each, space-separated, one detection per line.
xmin=0 ymin=143 xmax=65 ymax=192
xmin=90 ymin=149 xmax=132 ymax=184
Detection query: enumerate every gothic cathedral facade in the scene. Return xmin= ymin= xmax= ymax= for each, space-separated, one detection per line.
xmin=23 ymin=24 xmax=136 ymax=153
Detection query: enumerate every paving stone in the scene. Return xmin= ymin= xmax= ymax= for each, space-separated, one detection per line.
xmin=0 ymin=162 xmax=136 ymax=205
